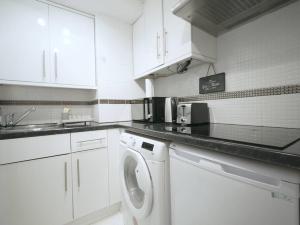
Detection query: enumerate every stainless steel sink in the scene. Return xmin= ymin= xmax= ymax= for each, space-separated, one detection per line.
xmin=0 ymin=123 xmax=62 ymax=133
xmin=0 ymin=122 xmax=100 ymax=133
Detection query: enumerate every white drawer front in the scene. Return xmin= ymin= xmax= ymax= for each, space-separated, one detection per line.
xmin=0 ymin=134 xmax=71 ymax=165
xmin=71 ymin=130 xmax=107 ymax=152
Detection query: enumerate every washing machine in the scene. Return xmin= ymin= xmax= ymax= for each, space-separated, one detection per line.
xmin=119 ymin=132 xmax=170 ymax=225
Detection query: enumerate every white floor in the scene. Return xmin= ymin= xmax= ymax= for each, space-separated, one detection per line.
xmin=90 ymin=212 xmax=124 ymax=225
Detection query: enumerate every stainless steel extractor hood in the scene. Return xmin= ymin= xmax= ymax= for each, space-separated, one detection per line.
xmin=172 ymin=0 xmax=298 ymax=36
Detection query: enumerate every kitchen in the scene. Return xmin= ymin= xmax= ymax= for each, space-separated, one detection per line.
xmin=0 ymin=0 xmax=300 ymax=225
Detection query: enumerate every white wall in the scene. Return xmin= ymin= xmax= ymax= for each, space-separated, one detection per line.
xmin=0 ymin=85 xmax=95 ymax=101
xmin=95 ymin=14 xmax=145 ymax=122
xmin=96 ymin=14 xmax=145 ymax=100
xmin=154 ymin=1 xmax=300 ymax=128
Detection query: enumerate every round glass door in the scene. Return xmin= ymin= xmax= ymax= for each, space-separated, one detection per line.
xmin=121 ymin=148 xmax=153 ymax=219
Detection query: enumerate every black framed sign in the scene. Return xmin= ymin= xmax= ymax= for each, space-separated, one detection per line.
xmin=199 ymin=73 xmax=225 ymax=94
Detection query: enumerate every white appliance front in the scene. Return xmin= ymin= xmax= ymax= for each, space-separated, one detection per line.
xmin=170 ymin=143 xmax=300 ymax=225
xmin=120 ymin=132 xmax=170 ymax=225
xmin=121 ymin=147 xmax=153 ymax=220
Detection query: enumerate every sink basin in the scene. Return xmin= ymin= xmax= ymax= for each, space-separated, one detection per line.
xmin=0 ymin=123 xmax=62 ymax=133
xmin=0 ymin=122 xmax=100 ymax=133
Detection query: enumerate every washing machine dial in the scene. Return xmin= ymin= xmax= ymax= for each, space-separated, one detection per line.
xmin=129 ymin=138 xmax=136 ymax=147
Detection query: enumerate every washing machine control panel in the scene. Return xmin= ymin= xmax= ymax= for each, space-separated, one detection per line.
xmin=121 ymin=132 xmax=169 ymax=161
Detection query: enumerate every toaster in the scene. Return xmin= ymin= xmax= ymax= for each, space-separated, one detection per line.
xmin=177 ymin=103 xmax=209 ymax=125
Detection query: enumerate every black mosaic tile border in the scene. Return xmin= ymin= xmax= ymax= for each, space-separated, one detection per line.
xmin=99 ymin=99 xmax=132 ymax=104
xmin=0 ymin=100 xmax=95 ymax=106
xmin=0 ymin=85 xmax=298 ymax=106
xmin=178 ymin=85 xmax=300 ymax=102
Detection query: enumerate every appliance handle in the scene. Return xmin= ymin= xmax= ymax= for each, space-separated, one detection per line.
xmin=77 ymin=159 xmax=81 ymax=188
xmin=143 ymin=98 xmax=150 ymax=120
xmin=54 ymin=51 xmax=58 ymax=80
xmin=64 ymin=162 xmax=68 ymax=192
xmin=143 ymin=99 xmax=146 ymax=120
xmin=156 ymin=33 xmax=161 ymax=59
xmin=171 ymin=149 xmax=280 ymax=187
xmin=42 ymin=50 xmax=46 ymax=78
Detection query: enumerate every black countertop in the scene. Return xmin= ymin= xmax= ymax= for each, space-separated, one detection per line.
xmin=1 ymin=121 xmax=300 ymax=170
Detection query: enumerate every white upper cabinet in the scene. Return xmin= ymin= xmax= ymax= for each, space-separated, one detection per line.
xmin=133 ymin=14 xmax=147 ymax=77
xmin=133 ymin=0 xmax=164 ymax=78
xmin=0 ymin=0 xmax=96 ymax=89
xmin=133 ymin=0 xmax=217 ymax=79
xmin=49 ymin=6 xmax=96 ymax=87
xmin=0 ymin=0 xmax=50 ymax=83
xmin=163 ymin=0 xmax=217 ymax=65
xmin=163 ymin=0 xmax=192 ymax=64
xmin=144 ymin=0 xmax=165 ymax=70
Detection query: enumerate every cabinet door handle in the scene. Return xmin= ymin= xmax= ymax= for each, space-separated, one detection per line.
xmin=77 ymin=138 xmax=105 ymax=148
xmin=164 ymin=30 xmax=168 ymax=56
xmin=156 ymin=33 xmax=161 ymax=59
xmin=42 ymin=50 xmax=46 ymax=79
xmin=64 ymin=162 xmax=68 ymax=192
xmin=77 ymin=159 xmax=81 ymax=188
xmin=54 ymin=51 xmax=58 ymax=80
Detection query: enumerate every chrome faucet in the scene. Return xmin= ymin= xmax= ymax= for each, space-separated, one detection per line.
xmin=5 ymin=106 xmax=36 ymax=127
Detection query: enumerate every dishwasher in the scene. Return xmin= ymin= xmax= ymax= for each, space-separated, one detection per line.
xmin=169 ymin=143 xmax=300 ymax=225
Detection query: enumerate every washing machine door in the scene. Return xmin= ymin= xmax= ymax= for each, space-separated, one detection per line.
xmin=120 ymin=148 xmax=153 ymax=220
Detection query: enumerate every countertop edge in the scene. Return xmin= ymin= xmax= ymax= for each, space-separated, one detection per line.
xmin=1 ymin=123 xmax=300 ymax=171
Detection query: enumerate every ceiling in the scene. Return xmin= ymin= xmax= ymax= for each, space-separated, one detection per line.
xmin=49 ymin=0 xmax=144 ymax=23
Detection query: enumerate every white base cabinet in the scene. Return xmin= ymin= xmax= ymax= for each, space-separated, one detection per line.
xmin=0 ymin=155 xmax=73 ymax=225
xmin=0 ymin=129 xmax=122 ymax=225
xmin=72 ymin=148 xmax=110 ymax=219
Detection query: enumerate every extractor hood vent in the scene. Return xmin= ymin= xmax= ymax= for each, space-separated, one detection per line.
xmin=172 ymin=0 xmax=298 ymax=36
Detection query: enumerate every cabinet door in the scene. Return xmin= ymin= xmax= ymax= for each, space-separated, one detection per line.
xmin=133 ymin=14 xmax=147 ymax=77
xmin=72 ymin=148 xmax=109 ymax=219
xmin=0 ymin=0 xmax=50 ymax=83
xmin=107 ymin=129 xmax=121 ymax=205
xmin=0 ymin=155 xmax=73 ymax=225
xmin=163 ymin=0 xmax=192 ymax=64
xmin=144 ymin=0 xmax=164 ymax=71
xmin=49 ymin=6 xmax=96 ymax=87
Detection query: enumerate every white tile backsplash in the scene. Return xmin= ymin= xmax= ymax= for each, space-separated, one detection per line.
xmin=193 ymin=94 xmax=300 ymax=128
xmin=97 ymin=104 xmax=131 ymax=123
xmin=0 ymin=105 xmax=94 ymax=125
xmin=0 ymin=85 xmax=95 ymax=125
xmin=176 ymin=93 xmax=300 ymax=129
xmin=0 ymin=85 xmax=96 ymax=101
xmin=154 ymin=1 xmax=300 ymax=128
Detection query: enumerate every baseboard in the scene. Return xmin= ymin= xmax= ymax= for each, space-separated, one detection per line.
xmin=66 ymin=202 xmax=122 ymax=225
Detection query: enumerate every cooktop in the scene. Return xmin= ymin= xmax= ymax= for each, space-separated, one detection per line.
xmin=162 ymin=123 xmax=300 ymax=150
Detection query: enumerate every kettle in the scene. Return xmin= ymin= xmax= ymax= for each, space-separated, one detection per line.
xmin=165 ymin=97 xmax=178 ymax=123
xmin=143 ymin=97 xmax=166 ymax=123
